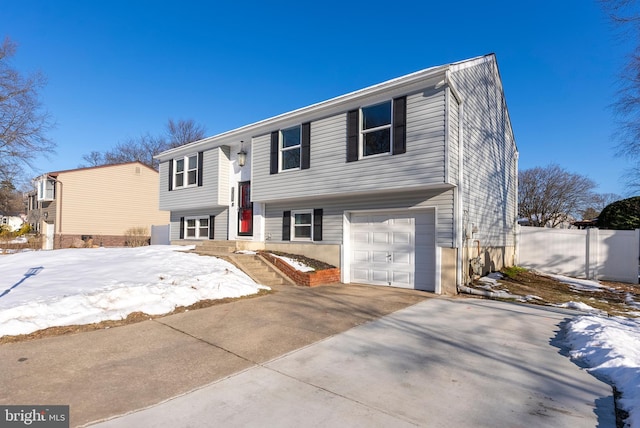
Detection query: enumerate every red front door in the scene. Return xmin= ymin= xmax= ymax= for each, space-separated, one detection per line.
xmin=238 ymin=181 xmax=253 ymax=236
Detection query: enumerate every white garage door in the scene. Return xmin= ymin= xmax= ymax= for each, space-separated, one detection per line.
xmin=349 ymin=210 xmax=435 ymax=291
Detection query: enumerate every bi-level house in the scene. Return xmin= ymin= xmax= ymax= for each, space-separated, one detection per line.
xmin=156 ymin=54 xmax=518 ymax=294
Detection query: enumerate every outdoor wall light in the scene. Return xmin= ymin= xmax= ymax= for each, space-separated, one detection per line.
xmin=237 ymin=141 xmax=247 ymax=167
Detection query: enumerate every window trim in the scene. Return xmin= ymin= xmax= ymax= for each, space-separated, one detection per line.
xmin=360 ymin=100 xmax=392 ymax=158
xmin=346 ymin=96 xmax=406 ymax=162
xmin=36 ymin=178 xmax=55 ymax=201
xmin=291 ymin=209 xmax=313 ymax=241
xmin=183 ymin=216 xmax=210 ymax=240
xmin=270 ymin=123 xmax=311 ymax=174
xmin=172 ymin=153 xmax=199 ymax=189
xmin=279 ymin=125 xmax=302 ymax=172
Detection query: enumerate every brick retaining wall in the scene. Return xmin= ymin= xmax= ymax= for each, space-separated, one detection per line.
xmin=55 ymin=234 xmax=149 ymax=248
xmin=260 ymin=252 xmax=341 ymax=287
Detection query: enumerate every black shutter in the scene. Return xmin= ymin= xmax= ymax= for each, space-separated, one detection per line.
xmin=282 ymin=211 xmax=291 ymax=241
xmin=346 ymin=109 xmax=359 ymax=162
xmin=197 ymin=151 xmax=204 ymax=186
xmin=313 ymin=209 xmax=323 ymax=241
xmin=179 ymin=217 xmax=185 ymax=239
xmin=209 ymin=215 xmax=215 ymax=239
xmin=301 ymin=122 xmax=311 ymax=170
xmin=270 ymin=131 xmax=279 ymax=174
xmin=393 ymin=96 xmax=407 ymax=155
xmin=168 ymin=160 xmax=173 ymax=191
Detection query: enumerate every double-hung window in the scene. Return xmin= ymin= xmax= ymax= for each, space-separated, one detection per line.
xmin=270 ymin=123 xmax=310 ymax=174
xmin=361 ymin=101 xmax=392 ymax=156
xmin=174 ymin=154 xmax=198 ymax=189
xmin=280 ymin=125 xmax=301 ymax=171
xmin=346 ymin=96 xmax=406 ymax=162
xmin=282 ymin=209 xmax=322 ymax=241
xmin=185 ymin=217 xmax=209 ymax=239
xmin=291 ymin=210 xmax=312 ymax=240
xmin=36 ymin=178 xmax=55 ymax=201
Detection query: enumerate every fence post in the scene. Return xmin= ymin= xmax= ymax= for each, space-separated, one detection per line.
xmin=585 ymin=228 xmax=599 ymax=280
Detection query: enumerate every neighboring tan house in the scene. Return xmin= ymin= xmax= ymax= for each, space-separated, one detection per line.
xmin=26 ymin=162 xmax=169 ymax=249
xmin=155 ymin=54 xmax=518 ymax=294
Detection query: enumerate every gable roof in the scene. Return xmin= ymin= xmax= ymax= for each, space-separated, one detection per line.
xmin=155 ymin=54 xmax=498 ymax=161
xmin=35 ymin=161 xmax=156 ymax=179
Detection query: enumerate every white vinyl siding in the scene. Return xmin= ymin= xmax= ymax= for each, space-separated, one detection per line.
xmin=159 ymin=147 xmax=230 ymax=211
xmin=447 ymin=88 xmax=460 ymax=186
xmin=450 ymin=57 xmax=518 ymax=248
xmin=252 ymin=87 xmax=447 ymax=202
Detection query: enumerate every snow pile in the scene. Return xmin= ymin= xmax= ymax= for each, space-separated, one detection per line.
xmin=553 ymin=301 xmax=606 ymax=314
xmin=0 ymin=246 xmax=269 ymax=337
xmin=565 ymin=316 xmax=640 ymax=427
xmin=270 ymin=253 xmax=314 ymax=272
xmin=545 ymin=273 xmax=611 ymax=292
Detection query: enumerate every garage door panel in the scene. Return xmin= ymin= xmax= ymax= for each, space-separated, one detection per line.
xmin=371 ymin=270 xmax=389 ymax=283
xmin=392 ymin=271 xmax=412 ymax=285
xmin=372 ymin=251 xmax=389 ymax=263
xmin=353 ymin=231 xmax=370 ymax=244
xmin=392 ymin=252 xmax=411 ymax=264
xmin=372 ymin=232 xmax=390 ymax=244
xmin=353 ymin=250 xmax=369 ymax=262
xmin=352 ymin=268 xmax=369 ymax=283
xmin=392 ymin=232 xmax=411 ymax=244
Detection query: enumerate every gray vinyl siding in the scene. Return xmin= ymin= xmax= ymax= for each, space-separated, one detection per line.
xmin=447 ymin=89 xmax=460 ymax=186
xmin=252 ymin=87 xmax=447 ymax=202
xmin=264 ymin=188 xmax=455 ymax=247
xmin=159 ymin=147 xmax=230 ymax=211
xmin=450 ymin=58 xmax=518 ymax=247
xmin=169 ymin=208 xmax=229 ymax=241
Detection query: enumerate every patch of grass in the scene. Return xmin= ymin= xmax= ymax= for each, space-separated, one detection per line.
xmin=470 ymin=269 xmax=640 ymax=317
xmin=502 ymin=265 xmax=528 ymax=279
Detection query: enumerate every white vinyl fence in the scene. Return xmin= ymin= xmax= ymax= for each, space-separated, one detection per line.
xmin=150 ymin=224 xmax=171 ymax=245
xmin=517 ymin=226 xmax=640 ymax=283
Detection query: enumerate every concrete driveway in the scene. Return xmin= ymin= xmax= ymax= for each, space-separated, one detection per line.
xmin=91 ymin=298 xmax=615 ymax=428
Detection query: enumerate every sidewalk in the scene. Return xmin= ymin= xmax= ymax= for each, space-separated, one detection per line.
xmin=0 ymin=283 xmax=428 ymax=427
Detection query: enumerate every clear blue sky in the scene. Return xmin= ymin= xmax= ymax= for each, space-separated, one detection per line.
xmin=2 ymin=0 xmax=635 ymax=196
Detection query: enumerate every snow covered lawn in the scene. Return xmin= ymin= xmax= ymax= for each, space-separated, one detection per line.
xmin=0 ymin=246 xmax=269 ymax=338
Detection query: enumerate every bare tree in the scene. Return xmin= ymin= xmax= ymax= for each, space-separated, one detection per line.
xmin=599 ymin=0 xmax=640 ymax=191
xmin=166 ymin=118 xmax=206 ymax=148
xmin=519 ymin=165 xmax=597 ymax=227
xmin=103 ymin=134 xmax=167 ymax=169
xmin=80 ymin=119 xmax=206 ymax=170
xmin=0 ymin=37 xmax=55 ymax=179
xmin=582 ymin=192 xmax=622 ymax=219
xmin=80 ymin=151 xmax=105 ymax=167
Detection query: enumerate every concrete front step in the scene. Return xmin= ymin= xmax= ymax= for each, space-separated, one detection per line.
xmin=171 ymin=240 xmax=238 ymax=255
xmin=226 ymin=254 xmax=295 ymax=287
